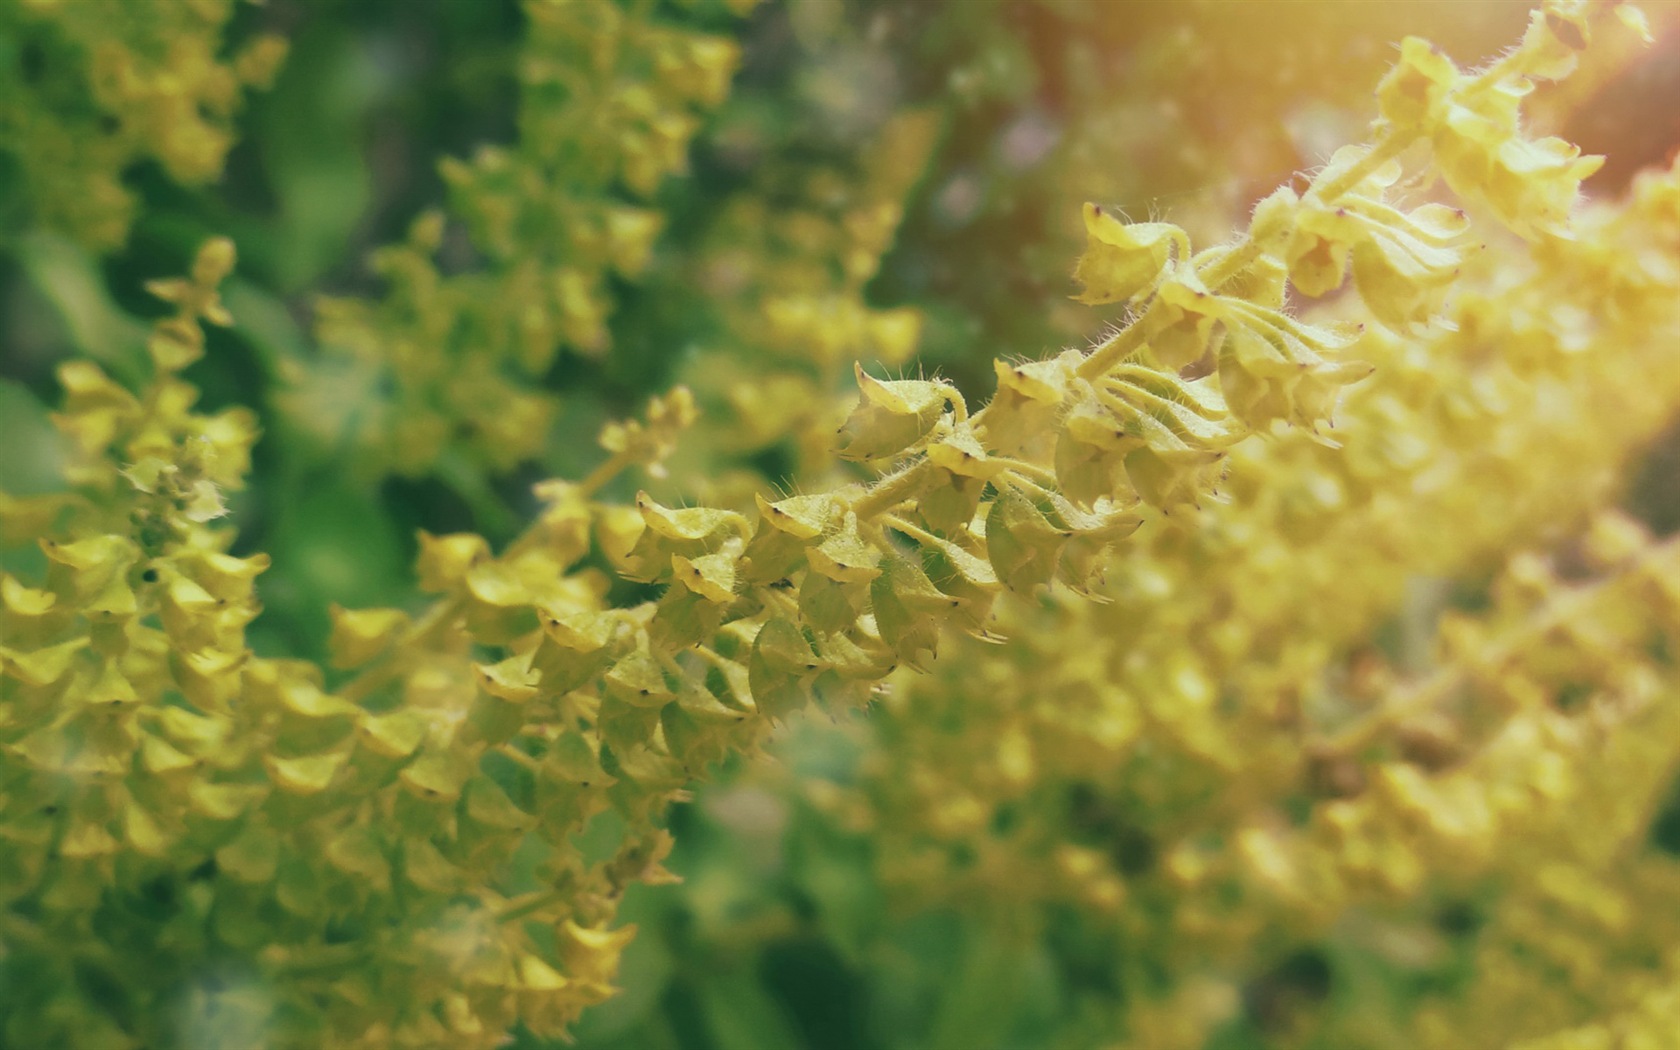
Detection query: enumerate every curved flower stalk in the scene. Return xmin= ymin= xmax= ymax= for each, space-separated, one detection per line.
xmin=291 ymin=0 xmax=748 ymax=479
xmin=815 ymin=63 xmax=1680 ymax=1050
xmin=271 ymin=4 xmax=1627 ymax=1043
xmin=0 ymin=0 xmax=285 ymax=249
xmin=0 ymin=3 xmax=1656 ymax=1047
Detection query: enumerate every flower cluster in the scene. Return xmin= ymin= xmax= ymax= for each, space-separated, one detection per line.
xmin=807 ymin=22 xmax=1680 ymax=1046
xmin=0 ymin=0 xmax=284 ymax=249
xmin=293 ymin=0 xmax=748 ymax=479
xmin=0 ymin=245 xmax=708 ymax=1047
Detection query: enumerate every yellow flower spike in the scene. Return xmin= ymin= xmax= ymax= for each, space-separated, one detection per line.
xmin=1072 ymin=203 xmax=1187 ymax=306
xmin=5 ymin=5 xmax=283 ymax=247
xmin=5 ymin=5 xmax=1675 ymax=1044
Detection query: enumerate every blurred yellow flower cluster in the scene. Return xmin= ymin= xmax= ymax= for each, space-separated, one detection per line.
xmin=297 ymin=0 xmax=747 ymax=479
xmin=0 ymin=0 xmax=283 ymax=249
